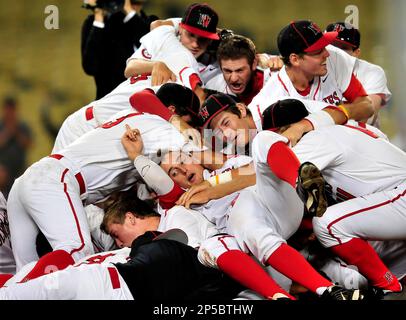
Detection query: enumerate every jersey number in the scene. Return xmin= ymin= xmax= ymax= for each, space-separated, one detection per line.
xmin=130 ymin=74 xmax=149 ymax=85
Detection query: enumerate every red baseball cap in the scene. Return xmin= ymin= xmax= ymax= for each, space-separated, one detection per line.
xmin=278 ymin=20 xmax=338 ymax=57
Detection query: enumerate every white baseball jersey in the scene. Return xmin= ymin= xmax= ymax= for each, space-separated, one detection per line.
xmin=53 ymin=75 xmax=153 ymax=153
xmin=353 ymin=58 xmax=392 ymax=127
xmin=248 ymin=45 xmax=360 ymax=131
xmin=127 ymin=25 xmax=221 ymax=86
xmin=0 ymin=192 xmax=15 ymax=274
xmin=158 ymin=205 xmax=219 ymax=249
xmin=0 ymin=263 xmax=133 ymax=300
xmin=8 ymin=110 xmax=190 ymax=269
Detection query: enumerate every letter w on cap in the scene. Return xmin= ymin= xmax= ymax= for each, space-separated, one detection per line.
xmin=198 ymin=14 xmax=211 ymax=28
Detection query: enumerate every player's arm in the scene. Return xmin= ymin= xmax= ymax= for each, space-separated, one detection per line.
xmin=129 ymin=90 xmax=203 ymax=147
xmin=366 ymin=94 xmax=384 ymax=125
xmin=279 ymin=95 xmax=371 ymax=147
xmin=121 ymin=125 xmax=184 ymax=209
xmin=150 ymin=18 xmax=175 ymax=30
xmin=176 ymin=163 xmax=256 ymax=208
xmin=125 ymin=59 xmax=176 ymax=86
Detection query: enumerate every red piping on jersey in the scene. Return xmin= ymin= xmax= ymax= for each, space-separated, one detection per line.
xmin=327 ymin=187 xmax=406 ymax=245
xmin=60 ymin=168 xmax=86 ymax=256
xmin=256 ymin=105 xmax=263 ymax=126
xmin=343 ymin=124 xmax=379 ymax=138
xmin=108 ymin=267 xmax=121 ymax=289
xmin=313 ymin=77 xmax=321 ymax=100
xmin=85 ymin=106 xmax=94 ymax=121
xmin=277 ymin=74 xmax=289 ymax=94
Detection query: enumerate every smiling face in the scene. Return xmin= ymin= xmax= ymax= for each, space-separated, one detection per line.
xmin=208 ymin=106 xmax=254 ymax=148
xmin=220 ymin=57 xmax=256 ymax=95
xmin=160 ymin=151 xmax=205 ymax=189
xmin=297 ymin=48 xmax=330 ymax=77
xmin=179 ymin=27 xmax=212 ymax=59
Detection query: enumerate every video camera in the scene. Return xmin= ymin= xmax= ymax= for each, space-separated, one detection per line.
xmin=82 ymin=0 xmax=125 ymax=14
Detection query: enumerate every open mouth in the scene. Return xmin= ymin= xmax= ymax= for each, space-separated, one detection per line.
xmin=187 ymin=172 xmax=196 ymax=183
xmin=230 ymin=83 xmax=243 ymax=92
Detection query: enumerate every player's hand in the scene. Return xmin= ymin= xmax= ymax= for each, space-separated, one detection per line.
xmin=170 ymin=115 xmax=203 ymax=148
xmin=257 ymin=54 xmax=284 ymax=71
xmin=121 ymin=124 xmax=144 ymax=161
xmin=176 ymin=180 xmax=211 ymax=207
xmin=281 ymin=122 xmax=307 ymax=147
xmin=151 ymin=61 xmax=176 ymax=86
xmin=178 ymin=186 xmax=213 ymax=209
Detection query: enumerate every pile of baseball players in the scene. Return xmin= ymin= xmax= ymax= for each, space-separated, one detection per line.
xmin=1 ymin=3 xmax=405 ymax=301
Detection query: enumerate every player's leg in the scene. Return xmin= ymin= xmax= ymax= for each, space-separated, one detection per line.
xmin=199 ymin=234 xmax=295 ymax=300
xmin=7 ymin=177 xmax=41 ymax=270
xmin=227 ymin=190 xmax=363 ymax=299
xmin=252 ymin=130 xmax=327 ymax=217
xmin=13 ymin=159 xmax=94 ymax=281
xmin=52 ymin=106 xmax=96 ymax=153
xmin=313 ymin=186 xmax=406 ymax=292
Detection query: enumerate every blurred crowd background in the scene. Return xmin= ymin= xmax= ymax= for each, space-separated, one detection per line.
xmin=0 ymin=0 xmax=405 ymax=195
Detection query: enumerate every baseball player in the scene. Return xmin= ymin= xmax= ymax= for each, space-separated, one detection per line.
xmin=204 ymin=34 xmax=275 ymax=105
xmin=246 ymin=20 xmax=374 ymax=145
xmin=325 ymin=21 xmax=392 ymax=128
xmin=0 ymin=228 xmax=244 ymax=301
xmin=53 ymin=71 xmax=202 ymax=153
xmin=120 ymin=123 xmax=301 ymax=300
xmin=0 ymin=192 xmax=15 ymax=285
xmin=1 ymin=192 xmax=217 ymax=287
xmin=121 ymin=120 xmax=365 ymax=300
xmin=198 ymin=92 xmax=386 ymax=156
xmin=7 ymin=106 xmax=196 ymax=282
xmin=125 ymin=3 xmax=221 ymax=91
xmin=255 ymin=98 xmax=406 ymax=295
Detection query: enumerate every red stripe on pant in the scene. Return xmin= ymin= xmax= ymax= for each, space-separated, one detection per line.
xmin=60 ymin=168 xmax=85 ymax=256
xmin=327 ymin=188 xmax=406 ymax=245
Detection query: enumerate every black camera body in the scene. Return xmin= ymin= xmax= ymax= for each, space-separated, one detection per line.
xmin=82 ymin=0 xmax=125 ymax=14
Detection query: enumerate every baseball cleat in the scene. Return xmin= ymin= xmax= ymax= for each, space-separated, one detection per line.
xmin=296 ymin=162 xmax=328 ymax=217
xmin=321 ymin=285 xmax=365 ymax=301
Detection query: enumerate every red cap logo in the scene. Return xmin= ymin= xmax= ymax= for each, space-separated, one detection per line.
xmin=199 ymin=106 xmax=210 ymax=120
xmin=198 ymin=14 xmax=211 ymax=29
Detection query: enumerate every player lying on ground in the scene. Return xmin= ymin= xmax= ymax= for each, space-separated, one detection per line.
xmin=0 ymin=227 xmax=243 ymax=300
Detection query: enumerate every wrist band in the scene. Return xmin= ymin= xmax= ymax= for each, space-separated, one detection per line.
xmin=337 ymin=104 xmax=350 ymax=121
xmin=207 ymin=171 xmax=233 ymax=187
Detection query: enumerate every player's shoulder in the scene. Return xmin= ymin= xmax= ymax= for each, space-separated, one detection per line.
xmin=326 ymin=45 xmax=356 ymax=68
xmin=356 ymin=58 xmax=386 ymax=76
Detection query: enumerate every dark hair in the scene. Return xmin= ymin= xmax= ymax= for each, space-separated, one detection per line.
xmin=217 ymin=34 xmax=257 ymax=67
xmin=156 ymin=83 xmax=201 ymax=126
xmin=100 ymin=192 xmax=159 ymax=234
xmin=281 ymin=53 xmax=305 ymax=67
xmin=225 ymin=104 xmax=251 ymax=118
